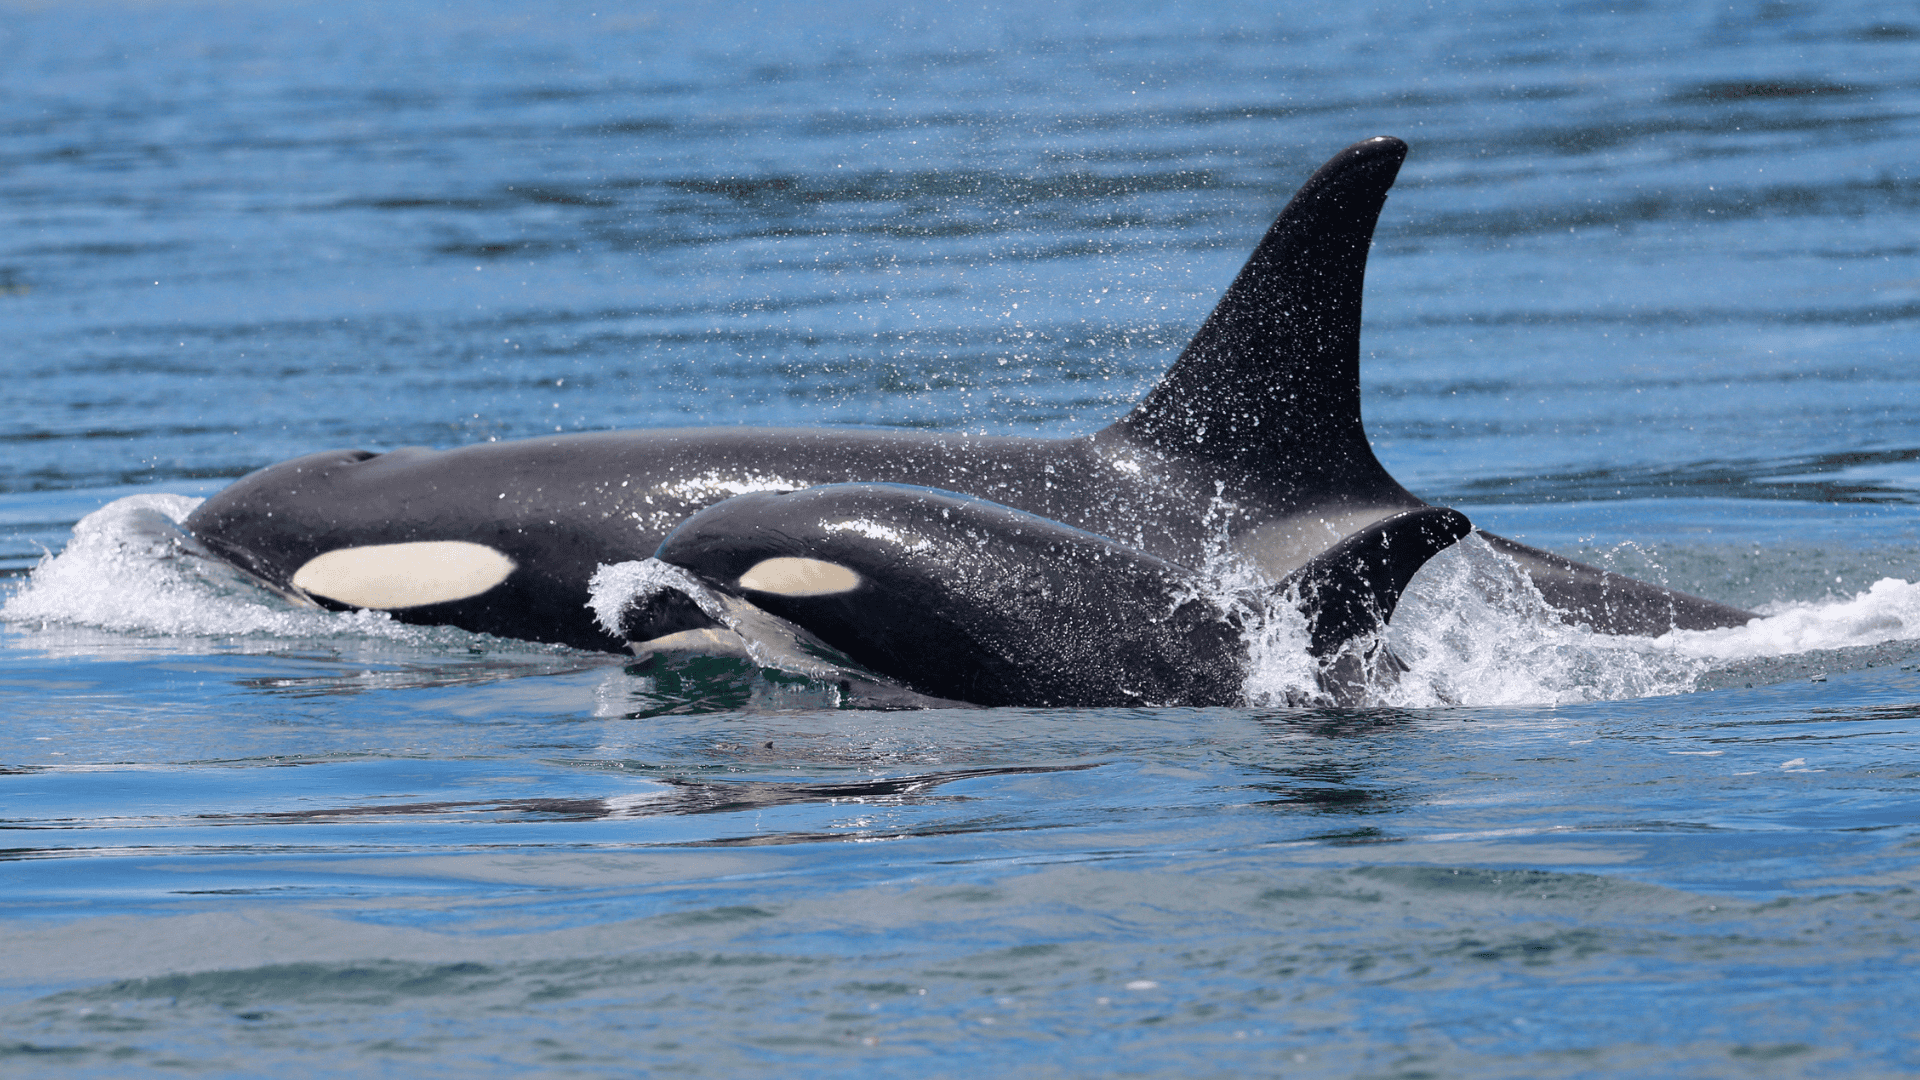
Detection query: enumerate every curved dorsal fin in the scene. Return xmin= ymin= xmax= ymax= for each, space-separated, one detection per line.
xmin=1280 ymin=506 xmax=1470 ymax=657
xmin=1103 ymin=136 xmax=1410 ymax=499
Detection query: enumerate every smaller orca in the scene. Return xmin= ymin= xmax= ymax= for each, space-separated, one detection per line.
xmin=602 ymin=483 xmax=1470 ymax=708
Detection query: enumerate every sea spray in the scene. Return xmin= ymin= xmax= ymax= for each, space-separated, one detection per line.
xmin=1186 ymin=489 xmax=1327 ymax=706
xmin=4 ymin=495 xmax=524 ymax=654
xmin=1378 ymin=535 xmax=1920 ymax=707
xmin=2 ymin=494 xmax=361 ymax=638
xmin=1374 ymin=534 xmax=1707 ymax=707
xmin=1668 ymin=577 xmax=1920 ymax=660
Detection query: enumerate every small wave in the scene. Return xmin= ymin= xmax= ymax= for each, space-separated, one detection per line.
xmin=1178 ymin=508 xmax=1324 ymax=708
xmin=1371 ymin=534 xmax=1920 ymax=708
xmin=4 ymin=494 xmax=453 ymax=646
xmin=1376 ymin=535 xmax=1706 ymax=707
xmin=1676 ymin=579 xmax=1920 ymax=659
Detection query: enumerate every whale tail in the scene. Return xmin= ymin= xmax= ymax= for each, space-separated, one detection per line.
xmin=1102 ymin=136 xmax=1413 ymax=504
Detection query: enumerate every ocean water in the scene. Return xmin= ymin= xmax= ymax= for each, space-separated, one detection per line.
xmin=4 ymin=0 xmax=1920 ymax=1075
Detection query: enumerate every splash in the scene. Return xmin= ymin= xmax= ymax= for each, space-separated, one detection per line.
xmin=588 ymin=557 xmax=867 ymax=682
xmin=587 ymin=558 xmax=956 ymax=710
xmin=1671 ymin=578 xmax=1920 ymax=660
xmin=1184 ymin=487 xmax=1326 ymax=707
xmin=1371 ymin=535 xmax=1707 ymax=707
xmin=1365 ymin=534 xmax=1920 ymax=708
xmin=5 ymin=494 xmax=468 ymax=647
xmin=586 ymin=559 xmax=725 ymax=638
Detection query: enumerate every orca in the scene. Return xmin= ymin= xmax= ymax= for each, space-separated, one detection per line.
xmin=183 ymin=135 xmax=1755 ymax=657
xmin=602 ymin=483 xmax=1470 ymax=707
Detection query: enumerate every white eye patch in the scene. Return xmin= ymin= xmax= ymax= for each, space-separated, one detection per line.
xmin=736 ymin=557 xmax=861 ymax=597
xmin=291 ymin=541 xmax=516 ymax=609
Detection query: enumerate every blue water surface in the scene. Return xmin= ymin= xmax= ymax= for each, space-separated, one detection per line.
xmin=4 ymin=1 xmax=1920 ymax=1075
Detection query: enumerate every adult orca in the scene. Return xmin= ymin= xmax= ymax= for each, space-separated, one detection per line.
xmin=601 ymin=483 xmax=1471 ymax=707
xmin=183 ymin=135 xmax=1755 ymax=653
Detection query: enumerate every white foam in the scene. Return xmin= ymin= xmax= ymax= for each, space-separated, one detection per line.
xmin=4 ymin=494 xmax=438 ymax=644
xmin=1670 ymin=578 xmax=1920 ymax=659
xmin=1183 ymin=492 xmax=1326 ymax=707
xmin=1354 ymin=534 xmax=1920 ymax=708
xmin=823 ymin=517 xmax=930 ymax=552
xmin=586 ymin=559 xmax=724 ymax=637
xmin=1236 ymin=589 xmax=1333 ymax=707
xmin=1370 ymin=535 xmax=1705 ymax=707
xmin=588 ymin=558 xmax=858 ymax=684
xmin=657 ymin=470 xmax=802 ymax=503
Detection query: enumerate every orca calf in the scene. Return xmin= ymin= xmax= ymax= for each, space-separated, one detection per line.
xmin=184 ymin=135 xmax=1754 ymax=660
xmin=603 ymin=483 xmax=1470 ymax=707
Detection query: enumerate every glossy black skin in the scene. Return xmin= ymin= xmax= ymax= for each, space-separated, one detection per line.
xmin=1283 ymin=505 xmax=1474 ymax=657
xmin=184 ymin=136 xmax=1754 ymax=651
xmin=654 ymin=484 xmax=1249 ymax=707
xmin=186 ymin=427 xmax=1345 ymax=652
xmin=648 ymin=485 xmax=1470 ymax=708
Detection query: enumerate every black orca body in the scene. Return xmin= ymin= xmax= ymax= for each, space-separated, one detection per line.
xmin=184 ymin=136 xmax=1755 ymax=657
xmin=616 ymin=484 xmax=1469 ymax=707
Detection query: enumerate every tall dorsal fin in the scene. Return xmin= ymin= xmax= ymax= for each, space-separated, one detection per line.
xmin=1103 ymin=136 xmax=1409 ymax=497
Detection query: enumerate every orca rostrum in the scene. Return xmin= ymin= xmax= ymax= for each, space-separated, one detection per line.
xmin=183 ymin=135 xmax=1754 ymax=661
